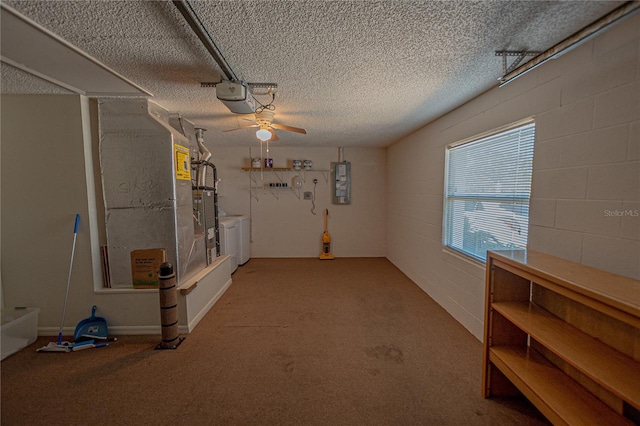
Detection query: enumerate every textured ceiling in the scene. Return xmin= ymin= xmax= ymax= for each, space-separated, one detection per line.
xmin=1 ymin=1 xmax=626 ymax=148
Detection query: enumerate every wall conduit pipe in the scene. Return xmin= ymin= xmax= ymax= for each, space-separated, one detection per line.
xmin=195 ymin=128 xmax=211 ymax=188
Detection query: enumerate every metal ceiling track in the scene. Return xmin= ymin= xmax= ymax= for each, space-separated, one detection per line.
xmin=173 ymin=0 xmax=238 ymax=82
xmin=200 ymin=82 xmax=278 ymax=90
xmin=174 ymin=1 xmax=278 ymax=95
xmin=499 ymin=1 xmax=640 ymax=87
xmin=495 ymin=51 xmax=541 ymax=76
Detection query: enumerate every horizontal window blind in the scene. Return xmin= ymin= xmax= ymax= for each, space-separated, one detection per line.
xmin=444 ymin=122 xmax=535 ymax=262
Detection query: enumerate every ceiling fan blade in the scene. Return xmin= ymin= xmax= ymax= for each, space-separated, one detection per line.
xmin=223 ymin=124 xmax=259 ymax=132
xmin=271 ymin=123 xmax=307 ymax=134
xmin=268 ymin=128 xmax=279 ymax=141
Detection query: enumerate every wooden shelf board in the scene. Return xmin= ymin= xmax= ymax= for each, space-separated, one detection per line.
xmin=490 ymin=346 xmax=633 ymax=426
xmin=488 ymin=250 xmax=640 ymax=317
xmin=492 ymin=301 xmax=640 ymax=410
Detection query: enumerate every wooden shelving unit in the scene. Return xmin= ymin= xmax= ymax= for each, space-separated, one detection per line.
xmin=482 ymin=249 xmax=640 ymax=426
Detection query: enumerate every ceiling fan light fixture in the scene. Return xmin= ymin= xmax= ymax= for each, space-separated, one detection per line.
xmin=256 ymin=128 xmax=272 ymax=141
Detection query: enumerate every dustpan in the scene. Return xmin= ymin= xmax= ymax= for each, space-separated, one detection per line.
xmin=74 ymin=305 xmax=108 ymax=341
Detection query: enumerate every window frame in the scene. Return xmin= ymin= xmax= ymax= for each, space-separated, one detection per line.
xmin=442 ymin=118 xmax=535 ymax=263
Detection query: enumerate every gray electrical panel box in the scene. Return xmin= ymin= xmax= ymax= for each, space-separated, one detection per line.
xmin=332 ymin=161 xmax=351 ymax=204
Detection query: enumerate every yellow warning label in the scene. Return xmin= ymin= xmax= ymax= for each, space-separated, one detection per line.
xmin=175 ymin=144 xmax=191 ymax=181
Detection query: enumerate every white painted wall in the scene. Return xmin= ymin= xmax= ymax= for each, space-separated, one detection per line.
xmin=1 ymin=95 xmax=166 ymax=333
xmin=386 ymin=14 xmax=640 ymax=340
xmin=2 ymin=95 xmax=92 ymax=326
xmin=209 ymin=145 xmax=387 ymax=258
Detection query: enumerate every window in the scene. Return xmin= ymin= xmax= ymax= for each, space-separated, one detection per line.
xmin=443 ymin=120 xmax=535 ymax=262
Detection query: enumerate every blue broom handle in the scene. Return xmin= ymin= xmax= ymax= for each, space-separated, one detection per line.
xmin=57 ymin=214 xmax=80 ymax=345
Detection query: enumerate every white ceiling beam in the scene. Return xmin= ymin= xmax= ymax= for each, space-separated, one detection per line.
xmin=0 ymin=3 xmax=152 ymax=97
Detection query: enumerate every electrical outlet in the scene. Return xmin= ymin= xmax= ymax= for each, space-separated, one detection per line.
xmin=303 ymin=191 xmax=312 ymax=200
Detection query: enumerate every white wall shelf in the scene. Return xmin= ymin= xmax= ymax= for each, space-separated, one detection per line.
xmin=242 ymin=167 xmax=330 ymax=201
xmin=250 ymin=185 xmax=299 ymax=200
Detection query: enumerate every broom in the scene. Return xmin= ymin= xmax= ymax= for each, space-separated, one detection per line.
xmin=37 ymin=214 xmax=93 ymax=352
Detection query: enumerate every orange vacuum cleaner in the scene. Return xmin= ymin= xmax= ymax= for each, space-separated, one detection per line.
xmin=320 ymin=208 xmax=334 ymax=260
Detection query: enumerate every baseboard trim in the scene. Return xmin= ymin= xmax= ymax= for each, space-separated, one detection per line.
xmin=185 ymin=277 xmax=232 ymax=332
xmin=36 ymin=278 xmax=233 ymax=337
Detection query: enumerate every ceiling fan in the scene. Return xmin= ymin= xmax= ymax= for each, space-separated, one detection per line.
xmin=223 ymin=110 xmax=306 ymax=141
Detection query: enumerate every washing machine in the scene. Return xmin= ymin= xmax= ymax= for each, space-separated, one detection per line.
xmin=218 ymin=217 xmax=239 ymax=273
xmin=233 ymin=215 xmax=250 ymax=265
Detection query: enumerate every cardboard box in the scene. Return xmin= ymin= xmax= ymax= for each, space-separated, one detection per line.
xmin=130 ymin=248 xmax=166 ymax=288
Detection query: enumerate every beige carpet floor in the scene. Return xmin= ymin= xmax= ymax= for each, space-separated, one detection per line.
xmin=1 ymin=258 xmax=547 ymax=425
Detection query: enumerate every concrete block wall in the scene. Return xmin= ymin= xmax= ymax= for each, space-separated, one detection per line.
xmin=530 ymin=15 xmax=639 ymax=278
xmin=386 ymin=13 xmax=640 ymax=340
